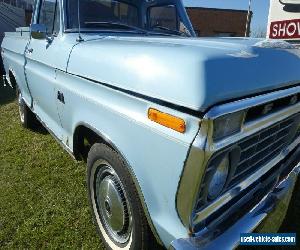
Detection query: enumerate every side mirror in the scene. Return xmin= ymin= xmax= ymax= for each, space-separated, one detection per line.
xmin=31 ymin=24 xmax=47 ymax=40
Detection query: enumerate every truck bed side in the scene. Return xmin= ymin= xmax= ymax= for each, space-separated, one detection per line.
xmin=1 ymin=28 xmax=31 ymax=106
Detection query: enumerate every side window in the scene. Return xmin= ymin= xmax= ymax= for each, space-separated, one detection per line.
xmin=39 ymin=0 xmax=60 ymax=35
xmin=25 ymin=6 xmax=34 ymax=26
xmin=67 ymin=0 xmax=138 ymax=29
xmin=149 ymin=5 xmax=178 ymax=30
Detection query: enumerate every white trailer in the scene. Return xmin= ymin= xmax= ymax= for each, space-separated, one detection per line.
xmin=0 ymin=1 xmax=26 ymax=73
xmin=267 ymin=0 xmax=300 ymax=45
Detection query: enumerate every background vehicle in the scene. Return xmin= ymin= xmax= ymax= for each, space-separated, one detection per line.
xmin=2 ymin=0 xmax=300 ymax=249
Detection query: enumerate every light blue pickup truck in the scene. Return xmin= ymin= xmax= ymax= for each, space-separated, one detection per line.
xmin=2 ymin=0 xmax=300 ymax=249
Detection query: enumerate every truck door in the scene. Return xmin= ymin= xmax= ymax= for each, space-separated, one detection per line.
xmin=25 ymin=0 xmax=66 ymax=140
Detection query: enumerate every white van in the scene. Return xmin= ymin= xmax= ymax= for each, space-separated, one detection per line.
xmin=267 ymin=0 xmax=300 ymax=45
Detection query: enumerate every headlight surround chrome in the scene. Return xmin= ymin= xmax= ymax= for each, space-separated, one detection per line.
xmin=213 ymin=111 xmax=245 ymax=141
xmin=207 ymin=155 xmax=230 ymax=200
xmin=197 ymin=147 xmax=241 ymax=206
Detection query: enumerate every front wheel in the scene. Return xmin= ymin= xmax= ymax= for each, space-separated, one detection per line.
xmin=87 ymin=143 xmax=150 ymax=250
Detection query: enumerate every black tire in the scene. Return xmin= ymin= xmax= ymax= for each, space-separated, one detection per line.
xmin=17 ymin=88 xmax=36 ymax=129
xmin=87 ymin=143 xmax=150 ymax=250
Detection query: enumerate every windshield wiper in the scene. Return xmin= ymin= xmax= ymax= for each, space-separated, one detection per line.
xmin=151 ymin=25 xmax=191 ymax=37
xmin=84 ymin=21 xmax=148 ymax=34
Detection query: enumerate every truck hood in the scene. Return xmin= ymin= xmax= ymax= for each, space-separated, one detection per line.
xmin=67 ymin=35 xmax=300 ymax=113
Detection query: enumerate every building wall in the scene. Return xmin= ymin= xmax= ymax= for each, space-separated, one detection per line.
xmin=186 ymin=7 xmax=252 ymax=37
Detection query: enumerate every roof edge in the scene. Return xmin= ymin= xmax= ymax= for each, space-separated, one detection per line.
xmin=185 ymin=6 xmax=251 ymax=14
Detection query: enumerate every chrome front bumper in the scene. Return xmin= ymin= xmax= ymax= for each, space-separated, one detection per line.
xmin=170 ymin=152 xmax=300 ymax=250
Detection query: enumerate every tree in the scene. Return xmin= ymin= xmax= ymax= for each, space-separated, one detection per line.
xmin=251 ymin=27 xmax=267 ymax=38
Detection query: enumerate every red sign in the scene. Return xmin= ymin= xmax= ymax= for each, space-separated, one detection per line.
xmin=269 ymin=19 xmax=300 ymax=39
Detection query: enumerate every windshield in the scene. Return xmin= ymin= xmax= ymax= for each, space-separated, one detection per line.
xmin=66 ymin=0 xmax=193 ymax=36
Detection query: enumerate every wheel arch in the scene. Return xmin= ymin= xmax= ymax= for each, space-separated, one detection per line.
xmin=72 ymin=122 xmax=164 ymax=246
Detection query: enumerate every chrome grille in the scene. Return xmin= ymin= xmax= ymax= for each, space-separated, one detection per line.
xmin=229 ymin=114 xmax=300 ymax=186
xmin=294 ymin=126 xmax=300 ymax=140
xmin=244 ymin=94 xmax=300 ymax=123
xmin=195 ymin=113 xmax=300 ymax=212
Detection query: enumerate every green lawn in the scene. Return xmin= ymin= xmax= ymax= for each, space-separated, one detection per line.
xmin=0 ymin=80 xmax=104 ymax=249
xmin=0 ymin=78 xmax=299 ymax=249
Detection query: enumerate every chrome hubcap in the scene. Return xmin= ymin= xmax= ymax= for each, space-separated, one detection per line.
xmin=94 ymin=161 xmax=132 ymax=244
xmin=99 ymin=176 xmax=126 ymax=232
xmin=18 ymin=92 xmax=25 ymax=123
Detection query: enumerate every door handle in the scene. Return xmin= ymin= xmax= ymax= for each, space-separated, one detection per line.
xmin=57 ymin=91 xmax=65 ymax=104
xmin=26 ymin=48 xmax=33 ymax=54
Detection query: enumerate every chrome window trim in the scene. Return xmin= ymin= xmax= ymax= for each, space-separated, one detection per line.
xmin=61 ymin=0 xmax=66 ymax=34
xmin=176 ymin=84 xmax=300 ymax=231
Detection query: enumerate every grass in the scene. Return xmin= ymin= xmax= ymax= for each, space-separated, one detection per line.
xmin=0 ymin=78 xmax=300 ymax=249
xmin=0 ymin=79 xmax=104 ymax=249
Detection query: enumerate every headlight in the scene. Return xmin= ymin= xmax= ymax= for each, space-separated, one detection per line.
xmin=213 ymin=111 xmax=245 ymax=141
xmin=207 ymin=155 xmax=230 ymax=200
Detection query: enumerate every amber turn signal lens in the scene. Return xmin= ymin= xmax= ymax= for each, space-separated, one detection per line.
xmin=148 ymin=108 xmax=186 ymax=133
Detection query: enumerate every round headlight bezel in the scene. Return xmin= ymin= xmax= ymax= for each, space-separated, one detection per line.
xmin=207 ymin=156 xmax=230 ymax=201
xmin=199 ymin=147 xmax=241 ymax=205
